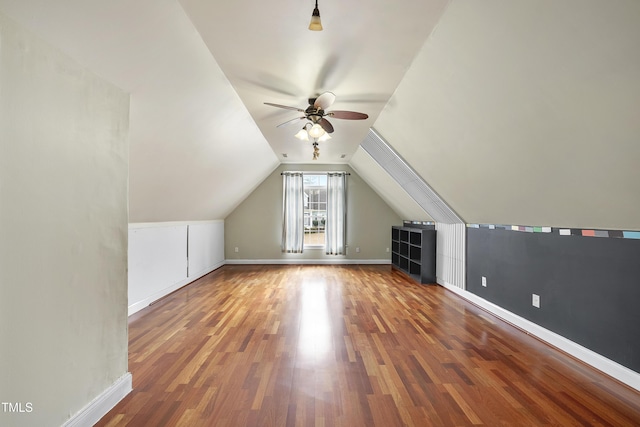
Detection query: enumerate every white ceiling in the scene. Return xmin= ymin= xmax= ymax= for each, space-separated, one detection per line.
xmin=0 ymin=0 xmax=449 ymax=221
xmin=179 ymin=0 xmax=450 ymax=163
xmin=2 ymin=0 xmax=639 ymax=228
xmin=350 ymin=147 xmax=433 ymax=222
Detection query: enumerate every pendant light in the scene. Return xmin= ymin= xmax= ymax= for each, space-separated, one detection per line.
xmin=294 ymin=126 xmax=310 ymax=141
xmin=308 ymin=0 xmax=323 ymax=31
xmin=317 ymin=133 xmax=332 ymax=142
xmin=307 ymin=123 xmax=326 ymax=139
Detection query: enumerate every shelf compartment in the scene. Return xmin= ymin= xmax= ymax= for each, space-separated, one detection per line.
xmin=409 ymin=261 xmax=421 ymax=276
xmin=399 ymin=256 xmax=409 ymax=271
xmin=409 ymin=232 xmax=422 ymax=246
xmin=392 ymin=241 xmax=399 ymax=253
xmin=399 ymin=242 xmax=409 ymax=257
xmin=392 ymin=252 xmax=399 ymax=266
xmin=410 ymin=246 xmax=422 ymax=262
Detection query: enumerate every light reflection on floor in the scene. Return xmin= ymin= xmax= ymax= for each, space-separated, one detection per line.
xmin=297 ymin=278 xmax=332 ymax=364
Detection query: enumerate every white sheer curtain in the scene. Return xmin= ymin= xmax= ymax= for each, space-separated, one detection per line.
xmin=282 ymin=172 xmax=304 ymax=253
xmin=325 ymin=172 xmax=347 ymax=255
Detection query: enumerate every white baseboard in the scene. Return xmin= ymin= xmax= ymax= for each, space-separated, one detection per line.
xmin=128 ymin=278 xmax=190 ymax=316
xmin=440 ymin=281 xmax=640 ymax=392
xmin=224 ymin=259 xmax=391 ymax=265
xmin=63 ymin=373 xmax=132 ymax=427
xmin=188 ymin=261 xmax=225 ymax=282
xmin=128 ymin=261 xmax=224 ymax=316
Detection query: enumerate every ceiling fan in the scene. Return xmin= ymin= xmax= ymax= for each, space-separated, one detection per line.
xmin=264 ymin=91 xmax=368 ymax=136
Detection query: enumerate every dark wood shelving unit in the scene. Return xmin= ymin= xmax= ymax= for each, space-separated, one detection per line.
xmin=391 ymin=224 xmax=436 ymax=284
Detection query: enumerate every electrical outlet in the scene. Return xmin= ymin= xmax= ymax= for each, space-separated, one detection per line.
xmin=356 ymin=247 xmax=360 ymax=253
xmin=481 ymin=276 xmax=487 ymax=287
xmin=386 ymin=247 xmax=389 ymax=253
xmin=532 ymin=294 xmax=540 ymax=308
xmin=234 ymin=247 xmax=239 ymax=253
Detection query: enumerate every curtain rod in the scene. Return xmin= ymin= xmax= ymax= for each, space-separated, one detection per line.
xmin=281 ymin=171 xmax=350 ymax=175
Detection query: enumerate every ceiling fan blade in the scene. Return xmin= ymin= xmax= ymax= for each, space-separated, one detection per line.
xmin=314 ymin=92 xmax=336 ymax=110
xmin=276 ymin=116 xmax=305 ymax=127
xmin=319 ymin=118 xmax=334 ymax=134
xmin=327 ymin=110 xmax=369 ymax=120
xmin=264 ymin=102 xmax=304 ymax=112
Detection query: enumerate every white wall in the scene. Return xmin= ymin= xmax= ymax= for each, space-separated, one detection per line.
xmin=435 ymin=223 xmax=466 ymax=290
xmin=128 ymin=221 xmax=224 ymax=315
xmin=0 ymin=12 xmax=130 ymax=426
xmin=188 ymin=222 xmax=225 ymax=278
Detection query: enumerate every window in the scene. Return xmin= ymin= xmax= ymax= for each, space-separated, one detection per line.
xmin=303 ymin=174 xmax=327 ymax=247
xmin=282 ymin=171 xmax=347 ymax=254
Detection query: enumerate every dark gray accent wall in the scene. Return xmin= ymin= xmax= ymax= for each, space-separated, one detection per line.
xmin=466 ymin=227 xmax=640 ymax=373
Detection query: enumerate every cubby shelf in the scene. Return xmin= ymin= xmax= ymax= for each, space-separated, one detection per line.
xmin=391 ymin=225 xmax=436 ymax=284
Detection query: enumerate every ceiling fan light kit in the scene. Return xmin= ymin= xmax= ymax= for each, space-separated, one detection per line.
xmin=264 ymin=91 xmax=368 ymax=159
xmin=294 ymin=127 xmax=310 ymax=141
xmin=294 ymin=123 xmax=331 ymax=141
xmin=308 ymin=123 xmax=325 ymax=138
xmin=317 ymin=133 xmax=331 ymax=142
xmin=308 ymin=0 xmax=323 ymax=31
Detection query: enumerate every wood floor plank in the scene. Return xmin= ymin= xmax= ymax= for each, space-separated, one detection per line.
xmin=96 ymin=265 xmax=640 ymax=426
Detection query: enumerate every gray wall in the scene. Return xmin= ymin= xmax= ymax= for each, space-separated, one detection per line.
xmin=467 ymin=227 xmax=640 ymax=373
xmin=225 ymin=164 xmax=402 ymax=261
xmin=0 ymin=13 xmax=129 ymax=426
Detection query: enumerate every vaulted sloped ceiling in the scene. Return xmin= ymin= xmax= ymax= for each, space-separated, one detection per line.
xmin=350 ymin=147 xmax=433 ymax=222
xmin=0 ymin=0 xmax=451 ymax=222
xmin=374 ymin=0 xmax=640 ymax=230
xmin=0 ymin=0 xmax=281 ymax=222
xmin=2 ymin=0 xmax=639 ymax=228
xmin=178 ymin=0 xmax=450 ymax=164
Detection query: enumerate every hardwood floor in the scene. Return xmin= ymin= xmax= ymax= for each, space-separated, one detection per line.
xmin=97 ymin=265 xmax=640 ymax=426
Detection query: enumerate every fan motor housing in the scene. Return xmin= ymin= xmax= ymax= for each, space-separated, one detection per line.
xmin=305 ymin=106 xmax=324 ymax=123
